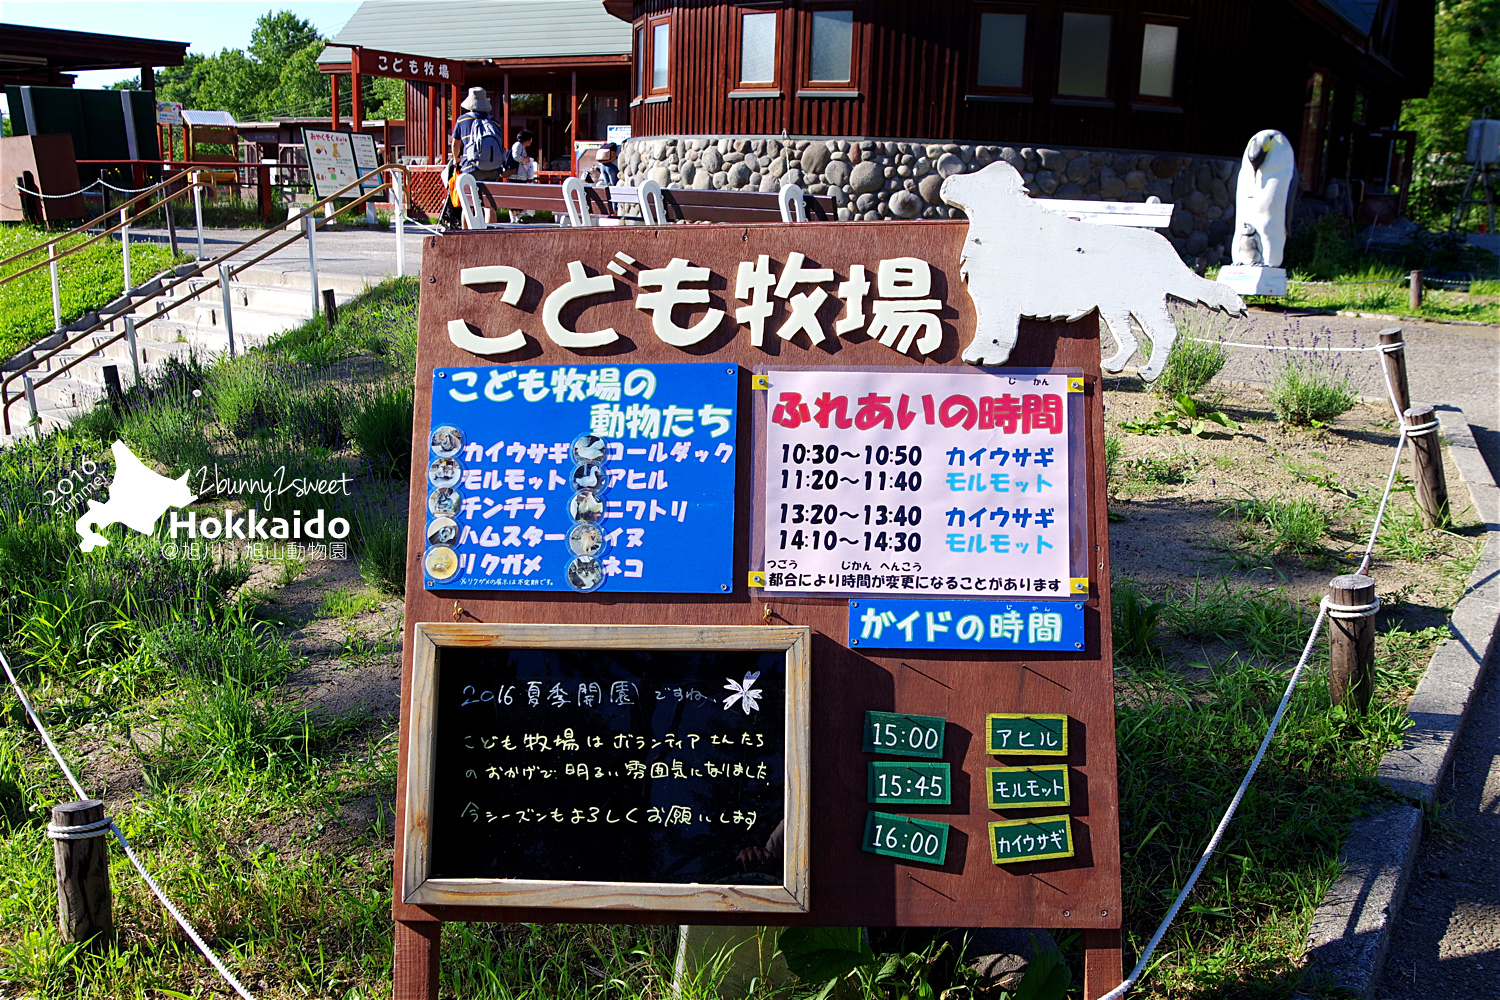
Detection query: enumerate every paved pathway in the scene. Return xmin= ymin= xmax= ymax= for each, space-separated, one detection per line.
xmin=1375 ymin=656 xmax=1500 ymax=999
xmin=127 ymin=224 xmax=416 ymax=282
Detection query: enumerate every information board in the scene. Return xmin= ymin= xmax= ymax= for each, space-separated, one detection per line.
xmin=403 ymin=623 xmax=810 ymax=912
xmin=350 ymin=131 xmax=381 ymax=193
xmin=754 ymin=367 xmax=1086 ymax=599
xmin=422 ymin=363 xmax=737 ymax=594
xmin=303 ymin=129 xmax=357 ymax=200
xmin=398 ymin=222 xmax=1121 ymax=982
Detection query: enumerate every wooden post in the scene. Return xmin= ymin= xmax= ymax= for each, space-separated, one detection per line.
xmin=503 ymin=73 xmax=511 ymax=156
xmin=1328 ymin=574 xmax=1376 ymax=712
xmin=393 ymin=920 xmax=441 ymax=1000
xmin=140 ymin=64 xmax=154 ymax=92
xmin=570 ymin=71 xmax=579 ymax=174
xmin=1403 ymin=404 xmax=1450 ymax=527
xmin=1082 ymin=928 xmax=1123 ymax=1000
xmin=322 ymin=288 xmax=339 ymax=328
xmin=428 ymin=84 xmax=439 ymax=163
xmin=331 ymin=74 xmax=341 ymax=130
xmin=1377 ymin=327 xmax=1410 ymax=419
xmin=351 ymin=48 xmax=363 ymax=135
xmin=258 ymin=163 xmax=273 ymax=224
xmin=50 ymin=800 xmax=112 ymax=945
xmin=1409 ymin=270 xmax=1422 ymax=311
xmin=101 ymin=363 xmax=123 ymax=409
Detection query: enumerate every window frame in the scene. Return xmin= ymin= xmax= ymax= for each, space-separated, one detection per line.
xmin=632 ymin=23 xmax=647 ymax=103
xmin=647 ymin=13 xmax=673 ymax=99
xmin=1132 ymin=16 xmax=1183 ymax=109
xmin=968 ymin=3 xmax=1033 ymax=100
xmin=733 ymin=6 xmax=783 ymax=95
xmin=798 ymin=4 xmax=860 ymax=95
xmin=1054 ymin=8 xmax=1114 ymax=104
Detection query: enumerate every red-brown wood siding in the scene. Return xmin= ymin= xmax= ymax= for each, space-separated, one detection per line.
xmin=626 ymin=0 xmax=1421 ymax=162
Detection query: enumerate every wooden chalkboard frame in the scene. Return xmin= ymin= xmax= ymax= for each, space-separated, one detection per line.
xmin=402 ymin=623 xmax=813 ymax=913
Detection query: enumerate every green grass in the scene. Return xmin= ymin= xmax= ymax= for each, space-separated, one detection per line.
xmin=1252 ymin=266 xmax=1500 ymax=324
xmin=1155 ymin=323 xmax=1229 ymax=401
xmin=1229 ymin=495 xmax=1330 ymax=555
xmin=0 ymin=224 xmax=185 ymax=361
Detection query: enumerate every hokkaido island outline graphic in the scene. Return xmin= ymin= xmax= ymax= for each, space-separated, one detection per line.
xmin=75 ymin=441 xmax=197 ymax=552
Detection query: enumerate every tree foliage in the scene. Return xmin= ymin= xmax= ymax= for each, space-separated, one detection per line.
xmin=149 ymin=9 xmax=402 ymax=123
xmin=1402 ymin=0 xmax=1500 ymax=226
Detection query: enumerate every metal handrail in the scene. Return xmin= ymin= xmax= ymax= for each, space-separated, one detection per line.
xmin=0 ymin=180 xmax=204 ymax=289
xmin=2 ymin=164 xmax=411 ymax=436
xmin=0 ymin=168 xmax=199 ymax=273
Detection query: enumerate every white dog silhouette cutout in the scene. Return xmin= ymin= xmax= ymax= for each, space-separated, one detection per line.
xmin=75 ymin=440 xmax=197 ymax=552
xmin=940 ymin=161 xmax=1245 ymax=379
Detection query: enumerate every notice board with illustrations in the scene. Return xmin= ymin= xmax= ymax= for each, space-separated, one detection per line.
xmin=397 ymin=212 xmax=1123 ymax=995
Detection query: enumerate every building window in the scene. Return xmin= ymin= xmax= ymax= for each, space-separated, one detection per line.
xmin=739 ymin=10 xmax=779 ymax=87
xmin=650 ymin=17 xmax=671 ymax=93
xmin=1137 ymin=22 xmax=1178 ymax=98
xmin=1057 ymin=11 xmax=1111 ymax=98
xmin=635 ymin=25 xmax=646 ymax=98
xmin=974 ymin=8 xmax=1028 ymax=91
xmin=807 ymin=8 xmax=854 ymax=84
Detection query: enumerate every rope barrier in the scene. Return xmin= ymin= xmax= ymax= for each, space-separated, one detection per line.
xmin=96 ymin=179 xmax=162 ymax=194
xmin=0 ymin=648 xmax=255 ymax=999
xmin=1101 ymin=355 xmax=1413 ymax=998
xmin=46 ymin=815 xmax=113 ymax=840
xmin=14 ymin=180 xmax=100 ymax=199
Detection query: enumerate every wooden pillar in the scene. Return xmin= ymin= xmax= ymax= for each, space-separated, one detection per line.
xmin=570 ymin=71 xmax=579 ymax=175
xmin=428 ymin=84 xmax=439 ymax=162
xmin=140 ymin=64 xmax=155 ymax=92
xmin=1404 ymin=404 xmax=1450 ymax=528
xmin=1377 ymin=327 xmax=1410 ymax=419
xmin=351 ymin=49 xmax=363 ymax=134
xmin=393 ymin=920 xmax=441 ymax=1000
xmin=1082 ymin=929 xmax=1123 ymax=1000
xmin=331 ymin=74 xmax=341 ymax=130
xmin=503 ymin=72 xmax=511 ymax=152
xmin=51 ymin=800 xmax=112 ymax=946
xmin=1408 ymin=270 xmax=1423 ymax=311
xmin=1328 ymin=574 xmax=1376 ymax=712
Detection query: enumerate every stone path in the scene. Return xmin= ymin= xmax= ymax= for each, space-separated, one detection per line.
xmin=124 ymin=223 xmax=414 ymax=282
xmin=1375 ymin=657 xmax=1500 ymax=999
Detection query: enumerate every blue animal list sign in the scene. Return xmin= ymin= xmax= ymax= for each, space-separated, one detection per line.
xmin=422 ymin=363 xmax=738 ymax=593
xmin=847 ymin=599 xmax=1085 ymax=651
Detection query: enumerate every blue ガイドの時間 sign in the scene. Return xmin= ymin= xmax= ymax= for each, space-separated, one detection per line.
xmin=847 ymin=599 xmax=1084 ymax=652
xmin=422 ymin=363 xmax=737 ymax=593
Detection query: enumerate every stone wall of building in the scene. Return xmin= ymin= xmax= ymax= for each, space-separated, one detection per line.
xmin=618 ymin=136 xmax=1240 ymax=264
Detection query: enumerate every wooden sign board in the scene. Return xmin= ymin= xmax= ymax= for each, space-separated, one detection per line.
xmin=397 ymin=220 xmax=1121 ymax=997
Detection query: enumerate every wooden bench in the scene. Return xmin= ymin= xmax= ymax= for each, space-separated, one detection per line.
xmin=1034 ymin=198 xmax=1174 ymax=228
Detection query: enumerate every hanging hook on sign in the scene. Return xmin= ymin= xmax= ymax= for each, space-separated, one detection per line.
xmin=453 ymin=601 xmax=465 ymax=621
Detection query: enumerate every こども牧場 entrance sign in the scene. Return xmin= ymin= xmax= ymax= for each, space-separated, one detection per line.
xmin=395 ymin=212 xmax=1131 ymax=999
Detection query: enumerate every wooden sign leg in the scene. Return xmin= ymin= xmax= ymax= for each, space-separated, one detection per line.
xmin=393 ymin=920 xmax=441 ymax=1000
xmin=1082 ymin=928 xmax=1123 ymax=1000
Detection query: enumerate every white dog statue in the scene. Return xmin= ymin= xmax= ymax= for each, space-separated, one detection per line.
xmin=941 ymin=161 xmax=1245 ymax=380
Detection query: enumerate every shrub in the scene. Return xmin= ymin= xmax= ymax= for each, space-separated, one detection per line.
xmin=1231 ymin=494 xmax=1329 ymax=554
xmin=1104 ymin=434 xmax=1122 ymax=484
xmin=356 ymin=512 xmax=408 ymax=595
xmin=349 ymin=383 xmax=413 ymax=478
xmin=1269 ymin=358 xmax=1357 ymax=426
xmin=1113 ymin=580 xmax=1167 ymax=661
xmin=1154 ymin=337 xmax=1228 ymax=401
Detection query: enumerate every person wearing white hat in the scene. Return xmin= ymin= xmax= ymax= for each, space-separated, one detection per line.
xmin=449 ymin=87 xmax=512 ymax=182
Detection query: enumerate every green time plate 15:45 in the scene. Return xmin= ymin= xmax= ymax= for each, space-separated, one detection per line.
xmin=863 ymin=811 xmax=950 ymax=865
xmin=868 ymin=761 xmax=952 ymax=805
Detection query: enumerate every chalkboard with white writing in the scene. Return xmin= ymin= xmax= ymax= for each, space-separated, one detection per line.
xmin=429 ymin=646 xmax=787 ymax=885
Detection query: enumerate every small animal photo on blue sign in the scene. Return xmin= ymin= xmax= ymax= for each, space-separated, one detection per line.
xmin=848 ymin=599 xmax=1084 ymax=651
xmin=423 ymin=363 xmax=738 ymax=594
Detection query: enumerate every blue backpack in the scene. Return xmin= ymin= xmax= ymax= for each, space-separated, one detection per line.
xmin=462 ymin=114 xmax=515 ymax=175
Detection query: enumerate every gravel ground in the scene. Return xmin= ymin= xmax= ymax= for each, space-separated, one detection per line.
xmin=1375 ymin=656 xmax=1500 ymax=1000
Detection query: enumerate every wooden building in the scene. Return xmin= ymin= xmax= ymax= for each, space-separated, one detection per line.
xmin=605 ymin=0 xmax=1433 ymax=199
xmin=319 ymin=0 xmax=631 ymax=172
xmin=0 ymin=23 xmax=188 ymax=91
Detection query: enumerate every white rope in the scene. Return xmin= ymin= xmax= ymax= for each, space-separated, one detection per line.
xmin=1186 ymin=338 xmax=1384 ymax=353
xmin=47 ymin=815 xmax=113 ymax=840
xmin=1403 ymin=419 xmax=1439 ymax=437
xmin=0 ymin=648 xmax=255 ymax=999
xmin=1101 ymin=353 xmax=1414 ymax=998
